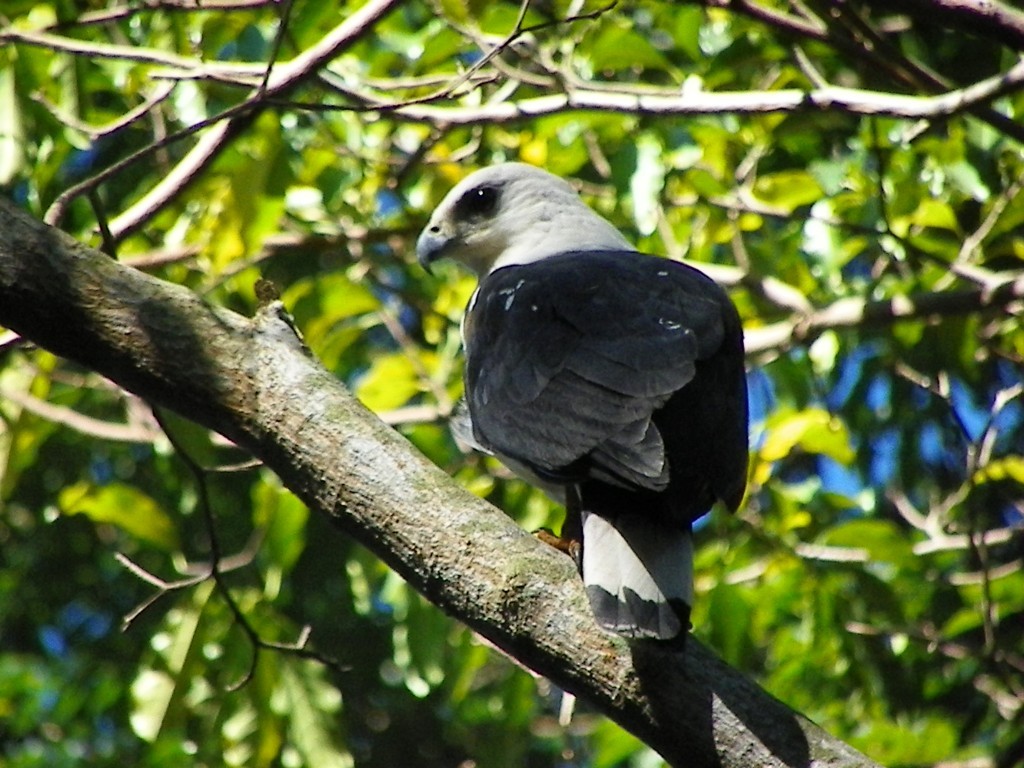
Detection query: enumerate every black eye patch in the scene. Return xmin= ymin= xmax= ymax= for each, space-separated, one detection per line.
xmin=454 ymin=184 xmax=500 ymax=220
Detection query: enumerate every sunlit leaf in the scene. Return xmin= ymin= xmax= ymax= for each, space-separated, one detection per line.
xmin=908 ymin=198 xmax=960 ymax=231
xmin=129 ymin=669 xmax=175 ymax=743
xmin=131 ymin=584 xmax=211 ymax=742
xmin=753 ymin=170 xmax=823 ymax=212
xmin=274 ymin=661 xmax=351 ymax=768
xmin=253 ymin=478 xmax=309 ymax=576
xmin=972 ymin=455 xmax=1024 ymax=486
xmin=0 ymin=67 xmax=25 ymax=185
xmin=58 ymin=482 xmax=180 ymax=550
xmin=760 ymin=408 xmax=856 ymax=465
xmin=355 ymin=352 xmax=422 ymax=412
xmin=629 ymin=134 xmax=665 ymax=236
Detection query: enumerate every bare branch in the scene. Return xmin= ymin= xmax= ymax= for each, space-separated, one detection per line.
xmin=913 ymin=525 xmax=1021 ymax=556
xmin=872 ymin=0 xmax=1024 ymax=51
xmin=745 ymin=273 xmax=1024 ymax=357
xmin=43 ymin=102 xmax=254 ymax=229
xmin=29 ymin=82 xmax=176 ymax=141
xmin=115 ymin=551 xmax=210 ymax=629
xmin=0 ymin=27 xmax=249 ymax=71
xmin=105 ymin=0 xmax=402 ymax=240
xmin=31 ymin=0 xmax=402 ymax=239
xmin=0 ymin=386 xmax=162 ymax=443
xmin=696 ymin=0 xmax=1024 ymax=142
xmin=368 ymin=58 xmax=1024 ymax=124
xmin=49 ymin=0 xmax=279 ymax=29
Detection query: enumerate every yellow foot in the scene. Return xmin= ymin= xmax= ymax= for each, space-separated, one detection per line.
xmin=534 ymin=528 xmax=582 ymax=566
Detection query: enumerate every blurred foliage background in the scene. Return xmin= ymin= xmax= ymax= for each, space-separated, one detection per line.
xmin=1 ymin=0 xmax=1023 ymax=766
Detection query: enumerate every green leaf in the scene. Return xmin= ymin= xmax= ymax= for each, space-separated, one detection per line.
xmin=760 ymin=408 xmax=856 ymax=465
xmin=58 ymin=482 xmax=180 ymax=550
xmin=753 ymin=170 xmax=823 ymax=212
xmin=131 ymin=582 xmax=212 ymax=742
xmin=155 ymin=409 xmax=221 ymax=468
xmin=403 ymin=594 xmax=449 ymax=691
xmin=252 ymin=479 xmax=309 ymax=575
xmin=671 ymin=6 xmax=704 ymax=61
xmin=590 ymin=719 xmax=649 ymax=768
xmin=706 ymin=583 xmax=754 ymax=666
xmin=850 ymin=715 xmax=959 ymax=766
xmin=355 ymin=353 xmax=422 ymax=412
xmin=273 ymin=661 xmax=351 ymax=768
xmin=944 ymin=159 xmax=990 ymax=202
xmin=589 ymin=24 xmax=669 ymax=71
xmin=909 ymin=198 xmax=959 ymax=231
xmin=130 ymin=669 xmax=176 ymax=743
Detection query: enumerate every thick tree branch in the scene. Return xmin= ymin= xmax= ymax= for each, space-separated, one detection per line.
xmin=0 ymin=200 xmax=878 ymax=767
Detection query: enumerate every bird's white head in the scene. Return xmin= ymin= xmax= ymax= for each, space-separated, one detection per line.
xmin=416 ymin=163 xmax=633 ymax=274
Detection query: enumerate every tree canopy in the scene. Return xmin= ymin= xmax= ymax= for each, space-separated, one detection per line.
xmin=1 ymin=1 xmax=1023 ymax=767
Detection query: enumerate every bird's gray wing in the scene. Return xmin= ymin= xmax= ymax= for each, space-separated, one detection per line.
xmin=462 ymin=250 xmax=731 ymax=491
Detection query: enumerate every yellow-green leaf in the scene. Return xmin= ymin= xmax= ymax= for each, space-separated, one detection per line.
xmin=760 ymin=408 xmax=856 ymax=465
xmin=58 ymin=482 xmax=180 ymax=550
xmin=973 ymin=455 xmax=1024 ymax=486
xmin=909 ymin=198 xmax=959 ymax=231
xmin=356 ymin=353 xmax=421 ymax=412
xmin=252 ymin=479 xmax=309 ymax=574
xmin=753 ymin=170 xmax=823 ymax=212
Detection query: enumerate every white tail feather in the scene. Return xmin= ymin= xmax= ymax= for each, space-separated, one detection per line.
xmin=581 ymin=510 xmax=693 ymax=640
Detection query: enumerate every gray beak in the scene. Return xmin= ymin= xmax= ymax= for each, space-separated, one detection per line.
xmin=416 ymin=227 xmax=449 ymax=273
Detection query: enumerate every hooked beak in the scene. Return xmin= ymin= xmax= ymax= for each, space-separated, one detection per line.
xmin=415 ymin=227 xmax=451 ymax=274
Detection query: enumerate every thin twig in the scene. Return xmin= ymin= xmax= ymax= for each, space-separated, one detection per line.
xmin=116 ymin=552 xmax=210 ymax=629
xmin=258 ymin=0 xmax=295 ymax=96
xmin=745 ymin=272 xmax=1024 ymax=356
xmin=950 ymin=169 xmax=1024 ymax=281
xmin=146 ymin=406 xmax=348 ymax=688
xmin=50 ymin=0 xmax=278 ymax=30
xmin=29 ymin=81 xmax=175 ymax=141
xmin=0 ymin=387 xmax=162 ymax=443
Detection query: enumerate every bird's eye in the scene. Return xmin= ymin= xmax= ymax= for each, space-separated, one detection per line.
xmin=454 ymin=185 xmax=500 ymax=220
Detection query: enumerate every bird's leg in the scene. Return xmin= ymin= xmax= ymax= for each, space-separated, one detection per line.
xmin=533 ymin=485 xmax=583 ymax=571
xmin=562 ymin=484 xmax=583 ymax=561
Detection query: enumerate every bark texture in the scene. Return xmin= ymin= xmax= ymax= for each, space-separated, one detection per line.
xmin=0 ymin=198 xmax=878 ymax=768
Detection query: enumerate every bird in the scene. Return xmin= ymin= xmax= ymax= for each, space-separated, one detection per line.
xmin=416 ymin=163 xmax=748 ymax=642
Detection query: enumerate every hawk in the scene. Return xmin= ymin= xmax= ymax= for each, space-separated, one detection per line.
xmin=417 ymin=163 xmax=748 ymax=641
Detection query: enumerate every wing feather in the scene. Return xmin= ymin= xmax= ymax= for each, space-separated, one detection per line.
xmin=463 ymin=250 xmax=734 ymax=490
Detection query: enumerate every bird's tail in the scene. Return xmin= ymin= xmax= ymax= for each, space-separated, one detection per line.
xmin=580 ymin=510 xmax=693 ymax=641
